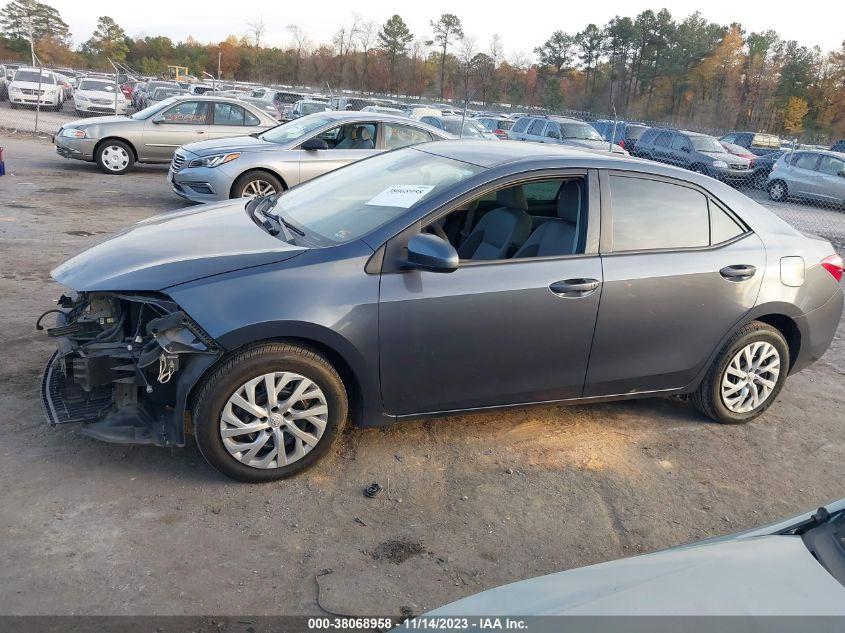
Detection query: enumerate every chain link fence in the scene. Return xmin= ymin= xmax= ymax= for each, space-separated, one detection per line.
xmin=1 ymin=60 xmax=843 ymax=255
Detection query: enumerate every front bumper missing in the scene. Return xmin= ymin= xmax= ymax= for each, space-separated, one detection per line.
xmin=40 ymin=293 xmax=222 ymax=447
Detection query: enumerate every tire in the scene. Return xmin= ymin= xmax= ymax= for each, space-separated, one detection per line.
xmin=95 ymin=140 xmax=135 ymax=175
xmin=193 ymin=342 xmax=348 ymax=483
xmin=753 ymin=171 xmax=768 ymax=190
xmin=768 ymin=179 xmax=788 ymax=202
xmin=691 ymin=321 xmax=789 ymax=424
xmin=232 ymin=170 xmax=284 ymax=199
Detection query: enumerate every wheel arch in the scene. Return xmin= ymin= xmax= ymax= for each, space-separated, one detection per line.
xmin=229 ymin=167 xmax=288 ymax=199
xmin=183 ymin=322 xmax=384 ymax=433
xmin=93 ymin=136 xmax=138 ymax=162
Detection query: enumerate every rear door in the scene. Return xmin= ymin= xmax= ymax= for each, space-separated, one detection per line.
xmin=142 ymin=99 xmax=210 ymax=161
xmin=584 ymin=172 xmax=765 ymax=396
xmin=209 ymin=102 xmax=267 ymax=139
xmin=811 ymin=154 xmax=845 ymax=204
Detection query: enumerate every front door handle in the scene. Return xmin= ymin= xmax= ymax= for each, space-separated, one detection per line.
xmin=720 ymin=265 xmax=757 ymax=281
xmin=549 ymin=278 xmax=600 ymax=297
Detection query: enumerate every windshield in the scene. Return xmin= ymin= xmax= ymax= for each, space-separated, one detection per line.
xmin=131 ymin=97 xmax=179 ymax=120
xmin=443 ymin=119 xmax=487 ymax=138
xmin=271 ymin=148 xmax=484 ymax=244
xmin=14 ymin=69 xmax=55 ymax=84
xmin=260 ymin=114 xmax=335 ymax=143
xmin=561 ymin=123 xmax=602 ymax=140
xmin=78 ymin=80 xmax=116 ymax=92
xmin=690 ymin=135 xmax=725 ymax=152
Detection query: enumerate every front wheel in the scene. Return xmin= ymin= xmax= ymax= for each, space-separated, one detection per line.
xmin=691 ymin=322 xmax=789 ymax=424
xmin=95 ymin=140 xmax=134 ymax=175
xmin=768 ymin=179 xmax=788 ymax=202
xmin=193 ymin=343 xmax=348 ymax=482
xmin=232 ymin=170 xmax=283 ymax=199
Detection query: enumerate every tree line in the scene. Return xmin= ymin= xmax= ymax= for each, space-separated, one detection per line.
xmin=1 ymin=0 xmax=844 ymax=141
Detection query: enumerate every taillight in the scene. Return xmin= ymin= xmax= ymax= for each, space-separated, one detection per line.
xmin=821 ymin=254 xmax=843 ymax=282
xmin=618 ymin=139 xmax=625 ymax=148
xmin=494 ymin=129 xmax=508 ymax=139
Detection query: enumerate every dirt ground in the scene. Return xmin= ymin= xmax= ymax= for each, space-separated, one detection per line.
xmin=0 ymin=135 xmax=843 ymax=617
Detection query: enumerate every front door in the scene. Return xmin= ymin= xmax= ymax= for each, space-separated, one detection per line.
xmin=142 ymin=100 xmax=210 ymax=161
xmin=297 ymin=121 xmax=381 ymax=184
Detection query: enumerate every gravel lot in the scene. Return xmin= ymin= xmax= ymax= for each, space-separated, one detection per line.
xmin=0 ymin=135 xmax=843 ymax=617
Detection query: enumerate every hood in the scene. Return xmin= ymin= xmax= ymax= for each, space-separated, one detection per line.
xmin=430 ymin=536 xmax=844 ymax=616
xmin=52 ymin=199 xmax=306 ymax=292
xmin=60 ymin=114 xmax=134 ymax=129
xmin=700 ymin=150 xmax=750 ymax=165
xmin=180 ymin=134 xmax=282 ymax=157
xmin=76 ymin=89 xmax=125 ymax=100
xmin=11 ymin=80 xmax=58 ymax=90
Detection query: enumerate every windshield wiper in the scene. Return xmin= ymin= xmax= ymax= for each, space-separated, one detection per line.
xmin=253 ymin=194 xmax=295 ymax=242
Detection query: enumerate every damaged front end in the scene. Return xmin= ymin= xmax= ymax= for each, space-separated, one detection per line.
xmin=40 ymin=291 xmax=222 ymax=446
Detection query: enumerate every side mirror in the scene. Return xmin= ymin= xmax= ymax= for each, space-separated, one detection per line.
xmin=152 ymin=115 xmax=165 ymax=124
xmin=681 ymin=145 xmax=691 ymax=152
xmin=301 ymin=138 xmax=328 ymax=151
xmin=404 ymin=234 xmax=459 ymax=273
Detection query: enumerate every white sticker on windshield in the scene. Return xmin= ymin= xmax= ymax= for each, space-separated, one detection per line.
xmin=366 ymin=184 xmax=435 ymax=208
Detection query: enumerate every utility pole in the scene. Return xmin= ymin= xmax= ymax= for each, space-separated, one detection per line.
xmin=28 ymin=24 xmax=36 ymax=66
xmin=217 ymin=51 xmax=221 ymax=83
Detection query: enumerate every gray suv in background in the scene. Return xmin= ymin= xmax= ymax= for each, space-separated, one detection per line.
xmin=509 ymin=115 xmax=627 ymax=155
xmin=632 ymin=128 xmax=753 ymax=184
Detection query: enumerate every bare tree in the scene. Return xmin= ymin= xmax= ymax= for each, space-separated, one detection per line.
xmin=332 ymin=13 xmax=362 ymax=86
xmin=287 ymin=24 xmax=310 ymax=85
xmin=356 ymin=20 xmax=377 ymax=93
xmin=246 ymin=16 xmax=266 ymax=48
xmin=458 ymin=35 xmax=477 ymax=100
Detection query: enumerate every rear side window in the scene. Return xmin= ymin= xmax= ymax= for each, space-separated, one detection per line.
xmin=609 ymin=176 xmax=709 ymax=251
xmin=710 ymin=201 xmax=745 ymax=244
xmin=511 ymin=117 xmax=531 ymax=133
xmin=528 ymin=119 xmax=547 ymax=136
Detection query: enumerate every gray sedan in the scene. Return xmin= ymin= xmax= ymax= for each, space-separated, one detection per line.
xmin=168 ymin=111 xmax=453 ymax=202
xmin=767 ymin=149 xmax=845 ymax=207
xmin=53 ymin=95 xmax=278 ymax=174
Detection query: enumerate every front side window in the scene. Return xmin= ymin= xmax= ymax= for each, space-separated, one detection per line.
xmin=654 ymin=132 xmax=672 ymax=147
xmin=610 ymin=176 xmax=709 ymax=251
xmin=384 ymin=124 xmax=433 ymax=150
xmin=544 ymin=122 xmax=561 ymax=139
xmin=818 ymin=155 xmax=845 ymax=176
xmin=271 ymin=148 xmax=484 ymax=245
xmin=511 ymin=117 xmax=531 ymax=133
xmin=689 ymin=135 xmax=724 ymax=153
xmin=671 ymin=135 xmax=690 ymax=150
xmin=528 ymin=119 xmax=547 ymax=136
xmin=312 ymin=123 xmax=377 ymax=149
xmin=160 ymin=101 xmax=209 ymax=123
xmin=793 ymin=152 xmax=819 ymax=170
xmin=560 ymin=123 xmax=603 ymax=140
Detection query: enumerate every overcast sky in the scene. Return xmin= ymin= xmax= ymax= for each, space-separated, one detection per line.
xmin=44 ymin=0 xmax=843 ymax=57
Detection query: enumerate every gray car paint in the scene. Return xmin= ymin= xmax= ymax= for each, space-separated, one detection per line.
xmin=53 ymin=95 xmax=277 ymax=165
xmin=425 ymin=502 xmax=845 ymax=617
xmin=168 ymin=111 xmax=454 ymax=203
xmin=767 ymin=150 xmax=845 ymax=207
xmin=50 ymin=141 xmax=843 ymax=441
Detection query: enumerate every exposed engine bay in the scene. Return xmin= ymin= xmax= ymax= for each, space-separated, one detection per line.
xmin=40 ymin=291 xmax=221 ymax=446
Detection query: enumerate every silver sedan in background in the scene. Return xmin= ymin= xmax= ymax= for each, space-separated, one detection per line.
xmin=767 ymin=149 xmax=845 ymax=208
xmin=168 ymin=111 xmax=453 ymax=202
xmin=54 ymin=95 xmax=278 ymax=174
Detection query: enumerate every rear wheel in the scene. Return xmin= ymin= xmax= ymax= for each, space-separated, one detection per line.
xmin=95 ymin=140 xmax=134 ymax=175
xmin=193 ymin=343 xmax=348 ymax=482
xmin=768 ymin=179 xmax=788 ymax=202
xmin=691 ymin=322 xmax=789 ymax=424
xmin=232 ymin=170 xmax=283 ymax=199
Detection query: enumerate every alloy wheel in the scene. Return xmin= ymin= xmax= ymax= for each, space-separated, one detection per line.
xmin=769 ymin=181 xmax=785 ymax=201
xmin=220 ymin=372 xmax=328 ymax=469
xmin=720 ymin=341 xmax=781 ymax=414
xmin=101 ymin=145 xmax=130 ymax=172
xmin=242 ymin=179 xmax=277 ymax=198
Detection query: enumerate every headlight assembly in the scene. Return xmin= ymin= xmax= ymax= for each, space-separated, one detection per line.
xmin=188 ymin=152 xmax=241 ymax=168
xmin=712 ymin=160 xmax=728 ymax=169
xmin=61 ymin=128 xmax=87 ymax=139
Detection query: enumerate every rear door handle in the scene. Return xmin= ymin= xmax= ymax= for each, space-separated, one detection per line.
xmin=549 ymin=278 xmax=600 ymax=297
xmin=720 ymin=265 xmax=757 ymax=281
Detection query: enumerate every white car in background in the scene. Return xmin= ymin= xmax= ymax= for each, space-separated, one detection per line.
xmin=8 ymin=67 xmax=63 ymax=110
xmin=74 ymin=77 xmax=128 ymax=115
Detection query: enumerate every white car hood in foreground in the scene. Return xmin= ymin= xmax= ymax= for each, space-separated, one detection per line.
xmin=430 ymin=536 xmax=845 ymax=616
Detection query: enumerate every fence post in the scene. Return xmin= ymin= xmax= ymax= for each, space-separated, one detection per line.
xmin=34 ymin=64 xmax=42 ymax=134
